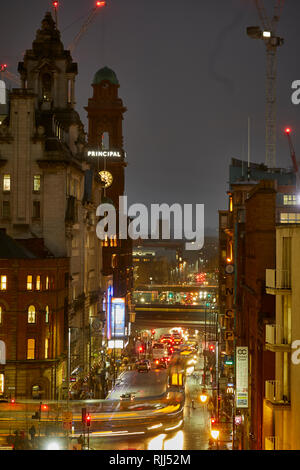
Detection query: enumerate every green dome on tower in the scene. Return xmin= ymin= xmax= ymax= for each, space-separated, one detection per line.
xmin=93 ymin=66 xmax=119 ymax=85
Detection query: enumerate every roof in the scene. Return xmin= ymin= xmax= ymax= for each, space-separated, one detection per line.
xmin=93 ymin=67 xmax=119 ymax=85
xmin=0 ymin=231 xmax=36 ymax=259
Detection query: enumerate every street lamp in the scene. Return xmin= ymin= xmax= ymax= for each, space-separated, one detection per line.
xmin=199 ymin=389 xmax=208 ymax=404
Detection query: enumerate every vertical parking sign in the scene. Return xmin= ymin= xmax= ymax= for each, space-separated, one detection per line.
xmin=236 ymin=347 xmax=248 ymax=408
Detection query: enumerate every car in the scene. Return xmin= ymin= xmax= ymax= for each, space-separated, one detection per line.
xmin=154 ymin=358 xmax=167 ymax=369
xmin=120 ymin=393 xmax=135 ymax=401
xmin=160 ymin=334 xmax=173 ymax=345
xmin=137 ymin=359 xmax=151 ymax=372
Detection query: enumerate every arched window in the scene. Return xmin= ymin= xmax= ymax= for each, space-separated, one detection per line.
xmin=45 ymin=306 xmax=49 ymax=324
xmin=42 ymin=73 xmax=52 ymax=101
xmin=27 ymin=339 xmax=35 ymax=359
xmin=101 ymin=131 xmax=109 ymax=149
xmin=28 ymin=305 xmax=36 ymax=324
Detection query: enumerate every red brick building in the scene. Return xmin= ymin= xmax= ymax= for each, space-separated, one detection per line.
xmin=0 ymin=231 xmax=69 ymax=399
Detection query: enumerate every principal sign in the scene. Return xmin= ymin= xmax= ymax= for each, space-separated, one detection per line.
xmin=87 ymin=150 xmax=122 ymax=158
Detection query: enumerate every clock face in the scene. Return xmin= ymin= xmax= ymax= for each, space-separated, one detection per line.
xmin=99 ymin=170 xmax=113 ymax=188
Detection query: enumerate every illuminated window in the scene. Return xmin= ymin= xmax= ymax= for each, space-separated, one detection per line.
xmin=0 ymin=374 xmax=4 ymax=393
xmin=45 ymin=306 xmax=49 ymax=323
xmin=280 ymin=213 xmax=300 ymax=224
xmin=46 ymin=276 xmax=49 ymax=290
xmin=36 ymin=275 xmax=41 ymax=291
xmin=229 ymin=195 xmax=233 ymax=213
xmin=27 ymin=339 xmax=35 ymax=359
xmin=33 ymin=175 xmax=41 ymax=192
xmin=0 ymin=276 xmax=7 ymax=290
xmin=27 ymin=275 xmax=33 ymax=291
xmin=0 ymin=306 xmax=2 ymax=324
xmin=45 ymin=338 xmax=49 ymax=359
xmin=283 ymin=195 xmax=297 ymax=206
xmin=3 ymin=175 xmax=10 ymax=192
xmin=28 ymin=305 xmax=36 ymax=324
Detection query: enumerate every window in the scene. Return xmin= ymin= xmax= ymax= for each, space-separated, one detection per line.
xmin=45 ymin=306 xmax=49 ymax=323
xmin=27 ymin=275 xmax=33 ymax=291
xmin=0 ymin=306 xmax=2 ymax=324
xmin=42 ymin=73 xmax=51 ymax=101
xmin=0 ymin=276 xmax=7 ymax=290
xmin=33 ymin=175 xmax=41 ymax=192
xmin=45 ymin=338 xmax=49 ymax=359
xmin=33 ymin=201 xmax=40 ymax=219
xmin=3 ymin=175 xmax=10 ymax=192
xmin=283 ymin=195 xmax=297 ymax=206
xmin=0 ymin=374 xmax=4 ymax=394
xmin=280 ymin=213 xmax=300 ymax=224
xmin=27 ymin=339 xmax=35 ymax=360
xmin=67 ymin=79 xmax=72 ymax=104
xmin=36 ymin=275 xmax=41 ymax=291
xmin=28 ymin=305 xmax=36 ymax=324
xmin=2 ymin=201 xmax=10 ymax=218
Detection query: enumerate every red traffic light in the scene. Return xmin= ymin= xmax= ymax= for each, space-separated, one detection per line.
xmin=285 ymin=127 xmax=292 ymax=135
xmin=41 ymin=404 xmax=48 ymax=411
xmin=86 ymin=414 xmax=91 ymax=426
xmin=139 ymin=346 xmax=143 ymax=352
xmin=209 ymin=344 xmax=215 ymax=352
xmin=10 ymin=398 xmax=15 ymax=404
xmin=211 ymin=417 xmax=216 ymax=425
xmin=52 ymin=1 xmax=59 ymax=8
xmin=96 ymin=1 xmax=106 ymax=7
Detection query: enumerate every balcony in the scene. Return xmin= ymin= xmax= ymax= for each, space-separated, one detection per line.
xmin=266 ymin=269 xmax=291 ymax=295
xmin=265 ymin=380 xmax=290 ymax=408
xmin=265 ymin=324 xmax=291 ymax=352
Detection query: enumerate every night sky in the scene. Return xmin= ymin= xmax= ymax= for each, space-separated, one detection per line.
xmin=1 ymin=0 xmax=300 ymax=231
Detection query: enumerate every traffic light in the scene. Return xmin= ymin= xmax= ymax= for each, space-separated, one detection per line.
xmin=10 ymin=398 xmax=15 ymax=404
xmin=86 ymin=414 xmax=91 ymax=427
xmin=41 ymin=404 xmax=48 ymax=412
xmin=209 ymin=344 xmax=215 ymax=353
xmin=96 ymin=1 xmax=106 ymax=7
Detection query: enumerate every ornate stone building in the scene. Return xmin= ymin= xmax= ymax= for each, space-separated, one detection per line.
xmin=0 ymin=12 xmax=104 ymax=398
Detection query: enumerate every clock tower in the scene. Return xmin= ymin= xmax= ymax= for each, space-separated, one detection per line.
xmin=85 ymin=66 xmax=127 ymax=208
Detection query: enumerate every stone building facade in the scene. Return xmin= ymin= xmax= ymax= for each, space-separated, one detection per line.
xmin=0 ymin=12 xmax=104 ymax=397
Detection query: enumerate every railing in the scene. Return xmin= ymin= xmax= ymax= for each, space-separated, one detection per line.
xmin=265 ymin=324 xmax=286 ymax=345
xmin=265 ymin=380 xmax=290 ymax=404
xmin=266 ymin=269 xmax=291 ymax=290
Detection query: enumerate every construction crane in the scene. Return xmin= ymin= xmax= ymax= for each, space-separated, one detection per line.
xmin=0 ymin=64 xmax=21 ymax=87
xmin=247 ymin=0 xmax=285 ymax=169
xmin=68 ymin=1 xmax=107 ymax=54
xmin=1 ymin=1 xmax=107 ymax=87
xmin=285 ymin=127 xmax=300 ymax=191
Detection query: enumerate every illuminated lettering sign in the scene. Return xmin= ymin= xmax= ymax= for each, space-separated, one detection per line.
xmin=111 ymin=298 xmax=126 ymax=338
xmin=87 ymin=150 xmax=123 ymax=158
